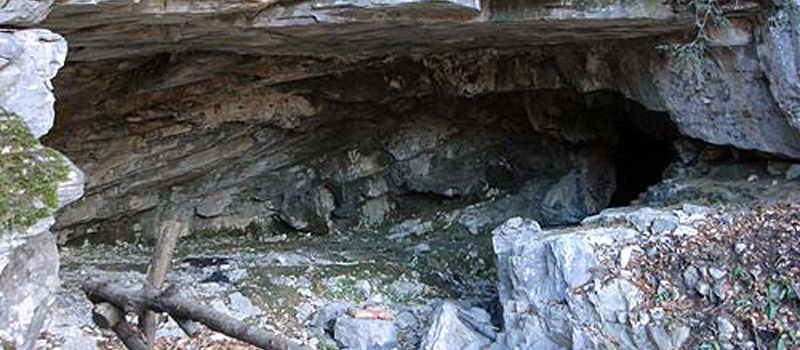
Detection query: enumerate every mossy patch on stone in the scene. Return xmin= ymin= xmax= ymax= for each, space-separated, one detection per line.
xmin=0 ymin=110 xmax=69 ymax=230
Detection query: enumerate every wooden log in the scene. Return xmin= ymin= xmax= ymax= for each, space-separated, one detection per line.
xmin=175 ymin=317 xmax=203 ymax=338
xmin=141 ymin=220 xmax=182 ymax=349
xmin=82 ymin=278 xmax=311 ymax=350
xmin=93 ymin=302 xmax=123 ymax=329
xmin=91 ymin=302 xmax=148 ymax=350
xmin=114 ymin=319 xmax=150 ymax=350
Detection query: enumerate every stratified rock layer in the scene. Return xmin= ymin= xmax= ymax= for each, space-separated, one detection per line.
xmin=33 ymin=0 xmax=800 ymax=242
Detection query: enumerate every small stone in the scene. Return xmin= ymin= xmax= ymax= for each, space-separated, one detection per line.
xmin=717 ymin=316 xmax=735 ymax=342
xmin=412 ymin=242 xmax=431 ymax=253
xmin=296 ymin=303 xmax=316 ymax=322
xmin=395 ymin=310 xmax=417 ymax=330
xmin=650 ymin=307 xmax=665 ymax=321
xmin=683 ymin=266 xmax=700 ymax=290
xmin=721 ymin=215 xmax=735 ymax=225
xmin=673 ymin=225 xmax=698 ymax=237
xmin=651 ymin=217 xmax=678 ymax=234
xmin=313 ymin=302 xmax=353 ymax=330
xmin=619 ymin=245 xmax=637 ymax=267
xmin=709 ymin=267 xmax=726 ymax=280
xmin=355 ymin=280 xmax=372 ymax=295
xmin=681 ymin=203 xmax=710 ymax=217
xmin=747 ymin=174 xmax=759 ymax=182
xmin=734 ymin=243 xmax=747 ymax=255
xmin=334 ymin=316 xmax=397 ymax=350
xmin=696 ymin=281 xmax=712 ymax=297
xmin=367 ymin=293 xmax=387 ymax=305
xmin=647 ymin=246 xmax=659 ymax=257
xmin=228 ymin=292 xmax=261 ymax=319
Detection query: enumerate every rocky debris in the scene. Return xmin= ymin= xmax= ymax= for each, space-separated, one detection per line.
xmin=633 ymin=202 xmax=800 ymax=349
xmin=334 ymin=315 xmax=397 ymax=350
xmin=40 ymin=219 xmax=497 ymax=350
xmin=492 ymin=196 xmax=800 ymax=350
xmin=494 ymin=216 xmax=664 ymax=350
xmin=492 ymin=211 xmax=695 ymax=350
xmin=419 ymin=301 xmax=495 ymax=350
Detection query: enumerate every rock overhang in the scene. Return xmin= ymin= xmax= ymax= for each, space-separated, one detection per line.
xmin=38 ymin=0 xmax=702 ymax=62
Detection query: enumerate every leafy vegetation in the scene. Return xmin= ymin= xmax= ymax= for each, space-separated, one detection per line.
xmin=662 ymin=0 xmax=800 ymax=86
xmin=658 ymin=0 xmax=730 ymax=87
xmin=0 ymin=110 xmax=70 ymax=231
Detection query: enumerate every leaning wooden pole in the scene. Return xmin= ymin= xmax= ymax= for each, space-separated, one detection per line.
xmin=140 ymin=220 xmax=182 ymax=349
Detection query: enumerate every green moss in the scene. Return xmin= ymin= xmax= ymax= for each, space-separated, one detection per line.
xmin=0 ymin=338 xmax=18 ymax=350
xmin=0 ymin=111 xmax=70 ymax=231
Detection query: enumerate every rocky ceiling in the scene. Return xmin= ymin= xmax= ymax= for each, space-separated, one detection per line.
xmin=27 ymin=0 xmax=800 ymax=242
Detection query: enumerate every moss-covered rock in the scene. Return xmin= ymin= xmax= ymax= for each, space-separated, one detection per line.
xmin=0 ymin=110 xmax=69 ymax=231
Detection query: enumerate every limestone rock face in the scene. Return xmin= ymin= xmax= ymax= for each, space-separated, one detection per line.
xmin=0 ymin=30 xmax=67 ymax=139
xmin=35 ymin=0 xmax=800 ymax=158
xmin=492 ymin=214 xmax=693 ymax=350
xmin=42 ymin=0 xmax=689 ymax=61
xmin=759 ymin=0 xmax=800 ymax=133
xmin=0 ymin=0 xmax=55 ymax=26
xmin=0 ymin=26 xmax=82 ymax=350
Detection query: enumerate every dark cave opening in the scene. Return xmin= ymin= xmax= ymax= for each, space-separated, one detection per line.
xmin=608 ymin=124 xmax=677 ymax=207
xmin=606 ymin=98 xmax=679 ymax=207
xmin=521 ymin=89 xmax=680 ymax=211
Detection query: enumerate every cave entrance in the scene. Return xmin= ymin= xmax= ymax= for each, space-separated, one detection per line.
xmin=39 ymin=57 xmax=683 ymax=350
xmin=522 ymin=89 xmax=679 ymax=211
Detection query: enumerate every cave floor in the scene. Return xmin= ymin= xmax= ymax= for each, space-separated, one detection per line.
xmin=40 ymin=223 xmax=498 ymax=350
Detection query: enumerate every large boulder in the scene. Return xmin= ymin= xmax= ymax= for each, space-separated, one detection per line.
xmin=0 ymin=28 xmax=82 ymax=350
xmin=492 ymin=214 xmax=695 ymax=350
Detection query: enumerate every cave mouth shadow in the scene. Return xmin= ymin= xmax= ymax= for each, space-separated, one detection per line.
xmin=608 ymin=122 xmax=677 ymax=207
xmin=605 ymin=96 xmax=679 ymax=207
xmin=521 ymin=88 xmax=679 ymax=209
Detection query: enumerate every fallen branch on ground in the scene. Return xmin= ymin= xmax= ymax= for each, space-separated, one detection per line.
xmin=82 ymin=277 xmax=310 ymax=350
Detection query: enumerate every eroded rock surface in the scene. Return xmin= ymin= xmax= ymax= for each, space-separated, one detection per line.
xmin=0 ymin=29 xmax=82 ymax=350
xmin=48 ymin=59 xmax=652 ymax=242
xmin=33 ymin=0 xmax=800 ymax=242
